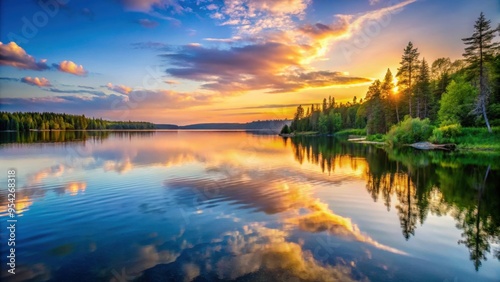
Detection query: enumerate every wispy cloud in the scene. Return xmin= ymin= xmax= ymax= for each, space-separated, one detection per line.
xmin=206 ymin=4 xmax=218 ymax=11
xmin=54 ymin=60 xmax=88 ymax=76
xmin=131 ymin=41 xmax=168 ymax=49
xmin=164 ymin=80 xmax=179 ymax=85
xmin=160 ymin=0 xmax=418 ymax=95
xmin=163 ymin=42 xmax=370 ymax=93
xmin=203 ymin=36 xmax=242 ymax=43
xmin=369 ymin=0 xmax=382 ymax=5
xmin=21 ymin=76 xmax=51 ymax=87
xmin=106 ymin=82 xmax=132 ymax=95
xmin=45 ymin=87 xmax=107 ymax=97
xmin=137 ymin=18 xmax=159 ymax=28
xmin=0 ymin=89 xmax=215 ymax=115
xmin=212 ymin=103 xmax=303 ymax=111
xmin=119 ymin=0 xmax=184 ymax=13
xmin=216 ymin=0 xmax=311 ymax=35
xmin=0 ymin=77 xmax=19 ymax=82
xmin=0 ymin=42 xmax=49 ymax=71
xmin=345 ymin=0 xmax=417 ymax=34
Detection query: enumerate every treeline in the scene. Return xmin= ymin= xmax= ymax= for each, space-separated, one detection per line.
xmin=364 ymin=12 xmax=500 ymax=139
xmin=0 ymin=112 xmax=156 ymax=131
xmin=285 ymin=13 xmax=500 ymax=137
xmin=284 ymin=96 xmax=364 ymax=134
xmin=158 ymin=119 xmax=290 ymax=131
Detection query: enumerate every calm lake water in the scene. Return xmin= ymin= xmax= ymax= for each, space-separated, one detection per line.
xmin=0 ymin=131 xmax=499 ymax=282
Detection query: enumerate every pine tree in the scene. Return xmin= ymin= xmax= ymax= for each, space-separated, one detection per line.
xmin=381 ymin=68 xmax=397 ymax=128
xmin=366 ymin=80 xmax=386 ymax=134
xmin=415 ymin=59 xmax=432 ymax=119
xmin=397 ymin=42 xmax=420 ymax=118
xmin=462 ymin=12 xmax=499 ymax=133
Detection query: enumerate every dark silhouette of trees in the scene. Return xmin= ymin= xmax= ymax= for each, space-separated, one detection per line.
xmin=381 ymin=68 xmax=398 ymax=127
xmin=365 ymin=80 xmax=386 ymax=134
xmin=0 ymin=112 xmax=156 ymax=131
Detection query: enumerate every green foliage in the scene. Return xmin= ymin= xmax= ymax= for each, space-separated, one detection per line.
xmin=290 ymin=97 xmax=358 ymax=134
xmin=366 ymin=80 xmax=387 ymax=134
xmin=453 ymin=127 xmax=500 ymax=150
xmin=429 ymin=125 xmax=500 ymax=149
xmin=414 ymin=58 xmax=433 ymax=119
xmin=0 ymin=112 xmax=156 ymax=131
xmin=430 ymin=123 xmax=462 ymax=143
xmin=462 ymin=12 xmax=498 ymax=133
xmin=334 ymin=128 xmax=366 ymax=138
xmin=438 ymin=77 xmax=477 ymax=126
xmin=366 ymin=134 xmax=386 ymax=142
xmin=386 ymin=116 xmax=434 ymax=146
xmin=283 ymin=13 xmax=500 ymax=137
xmin=328 ymin=112 xmax=342 ymax=133
xmin=397 ymin=41 xmax=420 ymax=118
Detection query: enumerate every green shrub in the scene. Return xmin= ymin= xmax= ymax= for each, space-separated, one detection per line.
xmin=386 ymin=116 xmax=434 ymax=146
xmin=430 ymin=123 xmax=462 ymax=143
xmin=366 ymin=133 xmax=385 ymax=142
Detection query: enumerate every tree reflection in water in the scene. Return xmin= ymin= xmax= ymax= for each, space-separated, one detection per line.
xmin=289 ymin=136 xmax=500 ymax=271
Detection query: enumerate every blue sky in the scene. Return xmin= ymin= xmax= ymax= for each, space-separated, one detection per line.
xmin=1 ymin=0 xmax=498 ymax=124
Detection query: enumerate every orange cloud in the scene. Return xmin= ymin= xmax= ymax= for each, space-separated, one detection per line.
xmin=164 ymin=79 xmax=179 ymax=85
xmin=164 ymin=42 xmax=370 ymax=93
xmin=55 ymin=60 xmax=87 ymax=76
xmin=0 ymin=41 xmax=49 ymax=70
xmin=106 ymin=82 xmax=132 ymax=95
xmin=21 ymin=76 xmax=51 ymax=87
xmin=212 ymin=224 xmax=358 ymax=282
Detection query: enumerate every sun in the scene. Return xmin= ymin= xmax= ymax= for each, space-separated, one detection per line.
xmin=392 ymin=78 xmax=399 ymax=94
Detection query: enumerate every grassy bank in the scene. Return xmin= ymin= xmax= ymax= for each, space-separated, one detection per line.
xmin=284 ymin=121 xmax=499 ymax=151
xmin=451 ymin=127 xmax=500 ymax=150
xmin=333 ymin=128 xmax=366 ymax=138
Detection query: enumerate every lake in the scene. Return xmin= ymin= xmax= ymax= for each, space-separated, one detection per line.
xmin=0 ymin=131 xmax=499 ymax=282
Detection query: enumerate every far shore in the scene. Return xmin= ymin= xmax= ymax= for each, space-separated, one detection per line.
xmin=279 ymin=130 xmax=500 ymax=152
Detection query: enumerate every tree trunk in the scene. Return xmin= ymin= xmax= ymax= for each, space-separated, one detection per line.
xmin=417 ymin=96 xmax=420 ymax=118
xmin=478 ymin=31 xmax=491 ymax=133
xmin=482 ymin=102 xmax=492 ymax=133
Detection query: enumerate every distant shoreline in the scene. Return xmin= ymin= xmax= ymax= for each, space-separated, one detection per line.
xmin=0 ymin=129 xmax=279 ymax=132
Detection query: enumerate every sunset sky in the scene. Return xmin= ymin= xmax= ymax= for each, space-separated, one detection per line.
xmin=0 ymin=0 xmax=498 ymax=125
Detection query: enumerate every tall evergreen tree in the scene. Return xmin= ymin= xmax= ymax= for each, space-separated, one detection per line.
xmin=415 ymin=58 xmax=432 ymax=119
xmin=381 ymin=68 xmax=398 ymax=127
xmin=397 ymin=42 xmax=420 ymax=118
xmin=366 ymin=80 xmax=386 ymax=134
xmin=462 ymin=12 xmax=499 ymax=133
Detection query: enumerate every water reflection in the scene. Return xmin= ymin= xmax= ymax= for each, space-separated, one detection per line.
xmin=290 ymin=136 xmax=500 ymax=271
xmin=0 ymin=131 xmax=499 ymax=281
xmin=0 ymin=130 xmax=110 ymax=144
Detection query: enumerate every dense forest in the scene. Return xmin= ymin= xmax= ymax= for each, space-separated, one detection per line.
xmin=0 ymin=112 xmax=156 ymax=131
xmin=284 ymin=13 xmax=500 ymax=142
